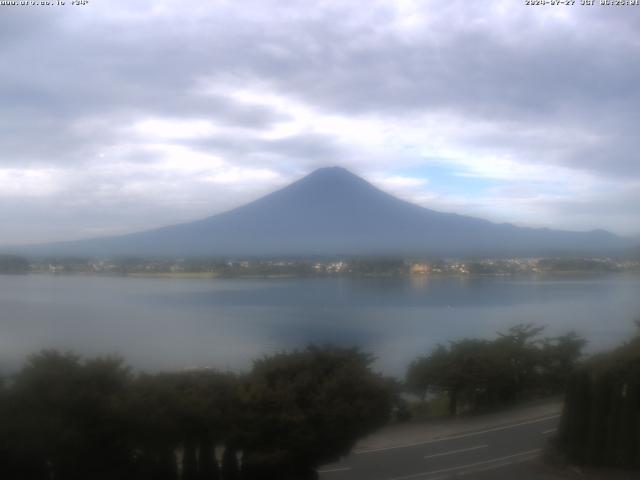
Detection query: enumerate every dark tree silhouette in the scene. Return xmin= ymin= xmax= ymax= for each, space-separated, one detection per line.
xmin=407 ymin=324 xmax=586 ymax=415
xmin=0 ymin=346 xmax=393 ymax=479
xmin=238 ymin=346 xmax=394 ymax=479
xmin=558 ymin=333 xmax=640 ymax=469
xmin=0 ymin=255 xmax=29 ymax=273
xmin=222 ymin=446 xmax=240 ymax=480
xmin=2 ymin=351 xmax=133 ymax=480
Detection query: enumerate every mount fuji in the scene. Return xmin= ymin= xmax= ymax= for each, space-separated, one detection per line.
xmin=13 ymin=167 xmax=631 ymax=258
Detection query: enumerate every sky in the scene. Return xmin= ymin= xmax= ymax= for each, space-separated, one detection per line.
xmin=1 ymin=0 xmax=639 ymax=245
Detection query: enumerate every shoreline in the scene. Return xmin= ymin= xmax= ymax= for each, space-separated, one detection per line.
xmin=5 ymin=270 xmax=639 ymax=280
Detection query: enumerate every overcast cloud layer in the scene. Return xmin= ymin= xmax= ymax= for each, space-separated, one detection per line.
xmin=1 ymin=0 xmax=639 ymax=245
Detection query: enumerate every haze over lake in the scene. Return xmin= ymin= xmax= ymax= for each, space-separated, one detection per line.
xmin=1 ymin=273 xmax=638 ymax=376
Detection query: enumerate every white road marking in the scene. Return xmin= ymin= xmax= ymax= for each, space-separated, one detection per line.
xmin=317 ymin=467 xmax=351 ymax=474
xmin=428 ymin=452 xmax=541 ymax=480
xmin=542 ymin=428 xmax=557 ymax=435
xmin=386 ymin=449 xmax=542 ymax=480
xmin=355 ymin=414 xmax=560 ymax=454
xmin=423 ymin=444 xmax=488 ymax=460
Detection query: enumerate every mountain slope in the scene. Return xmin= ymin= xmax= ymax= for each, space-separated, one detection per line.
xmin=14 ymin=167 xmax=631 ymax=257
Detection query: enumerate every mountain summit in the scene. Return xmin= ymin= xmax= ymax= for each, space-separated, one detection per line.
xmin=18 ymin=167 xmax=630 ymax=257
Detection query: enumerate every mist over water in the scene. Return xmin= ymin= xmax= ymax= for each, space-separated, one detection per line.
xmin=1 ymin=273 xmax=638 ymax=376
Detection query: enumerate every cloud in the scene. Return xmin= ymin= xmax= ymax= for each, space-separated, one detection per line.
xmin=0 ymin=0 xmax=639 ymax=243
xmin=0 ymin=168 xmax=65 ymax=198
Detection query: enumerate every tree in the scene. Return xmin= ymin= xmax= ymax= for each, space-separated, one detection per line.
xmin=494 ymin=324 xmax=546 ymax=400
xmin=5 ymin=351 xmax=133 ymax=480
xmin=558 ymin=333 xmax=640 ymax=469
xmin=127 ymin=369 xmax=239 ymax=480
xmin=406 ymin=344 xmax=448 ymax=401
xmin=0 ymin=255 xmax=29 ymax=273
xmin=1 ymin=347 xmax=393 ymax=479
xmin=238 ymin=346 xmax=395 ymax=479
xmin=222 ymin=446 xmax=240 ymax=480
xmin=540 ymin=332 xmax=587 ymax=394
xmin=408 ymin=338 xmax=523 ymax=415
xmin=406 ymin=324 xmax=586 ymax=415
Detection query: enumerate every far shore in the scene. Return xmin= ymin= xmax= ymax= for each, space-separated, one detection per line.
xmin=4 ymin=270 xmax=639 ymax=280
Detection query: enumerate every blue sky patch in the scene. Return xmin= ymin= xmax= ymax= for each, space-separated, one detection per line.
xmin=399 ymin=161 xmax=498 ymax=197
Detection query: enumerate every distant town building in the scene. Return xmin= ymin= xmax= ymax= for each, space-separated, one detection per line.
xmin=410 ymin=263 xmax=430 ymax=275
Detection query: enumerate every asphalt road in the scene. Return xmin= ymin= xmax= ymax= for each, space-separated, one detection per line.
xmin=319 ymin=414 xmax=561 ymax=480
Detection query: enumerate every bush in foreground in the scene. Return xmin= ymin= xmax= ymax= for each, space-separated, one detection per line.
xmin=0 ymin=346 xmax=394 ymax=480
xmin=558 ymin=333 xmax=640 ymax=469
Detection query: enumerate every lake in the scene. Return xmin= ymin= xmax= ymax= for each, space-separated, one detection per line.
xmin=1 ymin=273 xmax=639 ymax=376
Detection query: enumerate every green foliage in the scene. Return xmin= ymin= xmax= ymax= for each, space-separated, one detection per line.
xmin=239 ymin=346 xmax=394 ymax=478
xmin=540 ymin=332 xmax=587 ymax=393
xmin=407 ymin=324 xmax=586 ymax=415
xmin=0 ymin=346 xmax=395 ymax=479
xmin=349 ymin=258 xmax=407 ymax=276
xmin=466 ymin=261 xmax=520 ymax=275
xmin=2 ymin=351 xmax=133 ymax=479
xmin=0 ymin=255 xmax=29 ymax=273
xmin=221 ymin=446 xmax=239 ymax=480
xmin=536 ymin=258 xmax=618 ymax=273
xmin=558 ymin=333 xmax=640 ymax=469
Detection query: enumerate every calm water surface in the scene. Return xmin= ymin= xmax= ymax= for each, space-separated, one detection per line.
xmin=1 ymin=274 xmax=639 ymax=375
